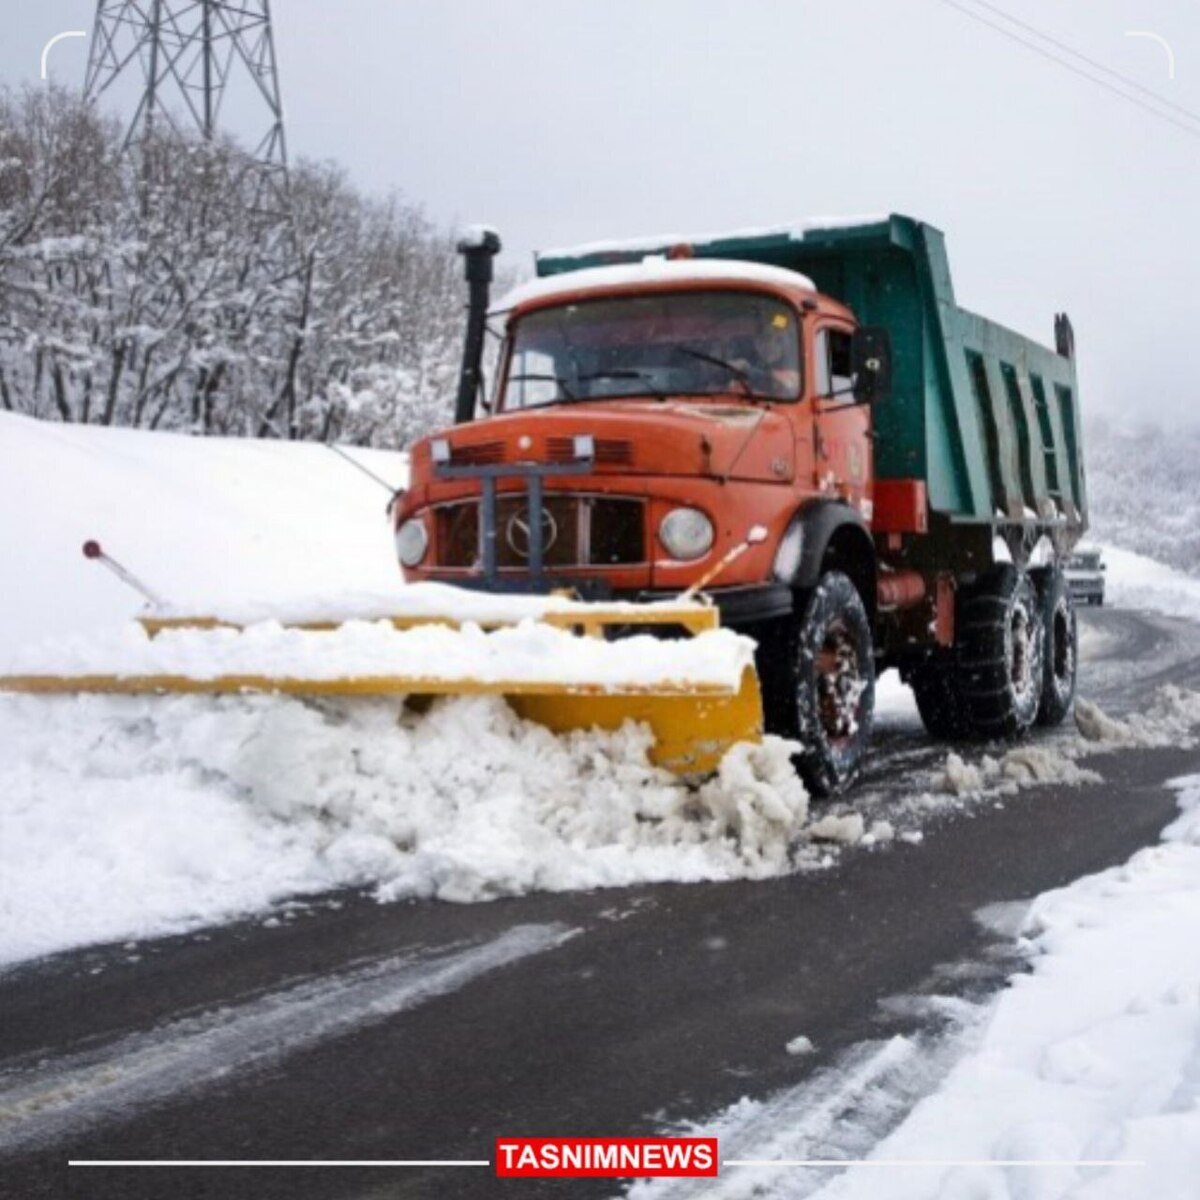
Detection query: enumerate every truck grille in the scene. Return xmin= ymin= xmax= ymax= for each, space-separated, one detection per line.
xmin=434 ymin=495 xmax=645 ymax=570
xmin=448 ymin=440 xmax=506 ymax=466
xmin=546 ymin=437 xmax=634 ymax=467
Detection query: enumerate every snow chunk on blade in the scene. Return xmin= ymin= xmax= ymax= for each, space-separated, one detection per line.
xmin=0 ymin=617 xmax=755 ymax=691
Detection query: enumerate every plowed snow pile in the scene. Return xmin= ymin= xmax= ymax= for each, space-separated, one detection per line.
xmin=0 ymin=691 xmax=806 ymax=965
xmin=937 ymin=686 xmax=1200 ymax=799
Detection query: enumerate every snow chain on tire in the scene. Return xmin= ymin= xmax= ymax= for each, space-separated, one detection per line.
xmin=956 ymin=565 xmax=1045 ymax=740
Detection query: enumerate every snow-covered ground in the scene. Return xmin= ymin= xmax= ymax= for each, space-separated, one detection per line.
xmin=802 ymin=777 xmax=1200 ymax=1200
xmin=1102 ymin=544 xmax=1200 ymax=626
xmin=639 ymin=776 xmax=1200 ymax=1200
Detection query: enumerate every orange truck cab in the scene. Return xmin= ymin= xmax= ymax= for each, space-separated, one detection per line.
xmin=393 ymin=217 xmax=1086 ymax=794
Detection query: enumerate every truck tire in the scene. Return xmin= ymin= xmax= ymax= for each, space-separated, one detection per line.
xmin=910 ymin=657 xmax=970 ymax=740
xmin=757 ymin=571 xmax=875 ymax=798
xmin=957 ymin=566 xmax=1044 ymax=740
xmin=1035 ymin=568 xmax=1077 ymax=727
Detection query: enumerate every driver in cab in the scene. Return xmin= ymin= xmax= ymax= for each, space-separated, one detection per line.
xmin=729 ymin=312 xmax=800 ymax=400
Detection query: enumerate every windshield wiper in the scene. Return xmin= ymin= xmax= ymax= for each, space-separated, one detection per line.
xmin=576 ymin=369 xmax=666 ymax=400
xmin=507 ymin=372 xmax=577 ymax=401
xmin=670 ymin=346 xmax=757 ymax=398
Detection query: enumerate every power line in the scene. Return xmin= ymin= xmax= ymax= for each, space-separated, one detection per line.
xmin=935 ymin=0 xmax=1200 ymax=141
xmin=968 ymin=0 xmax=1200 ymax=125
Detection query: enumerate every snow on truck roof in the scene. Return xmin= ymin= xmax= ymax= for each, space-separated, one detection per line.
xmin=536 ymin=214 xmax=889 ymax=263
xmin=493 ymin=257 xmax=817 ymax=314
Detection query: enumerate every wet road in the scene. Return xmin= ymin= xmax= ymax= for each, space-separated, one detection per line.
xmin=3 ymin=606 xmax=1199 ymax=1200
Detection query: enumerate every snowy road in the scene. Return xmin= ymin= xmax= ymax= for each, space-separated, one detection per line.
xmin=3 ymin=606 xmax=1199 ymax=1199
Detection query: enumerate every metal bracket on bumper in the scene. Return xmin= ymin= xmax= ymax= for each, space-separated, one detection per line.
xmin=432 ymin=452 xmax=593 ymax=586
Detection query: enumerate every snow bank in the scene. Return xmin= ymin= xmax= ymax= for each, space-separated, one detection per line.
xmin=798 ymin=778 xmax=1200 ymax=1200
xmin=0 ymin=692 xmax=807 ymax=965
xmin=0 ymin=412 xmax=408 ymax=656
xmin=1102 ymin=544 xmax=1200 ymax=625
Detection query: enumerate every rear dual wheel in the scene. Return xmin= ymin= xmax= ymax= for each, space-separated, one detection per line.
xmin=911 ymin=565 xmax=1076 ymax=742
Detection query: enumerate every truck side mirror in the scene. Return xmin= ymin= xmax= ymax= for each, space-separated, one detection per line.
xmin=851 ymin=326 xmax=892 ymax=405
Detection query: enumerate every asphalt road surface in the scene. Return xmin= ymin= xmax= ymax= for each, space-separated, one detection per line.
xmin=3 ymin=606 xmax=1199 ymax=1200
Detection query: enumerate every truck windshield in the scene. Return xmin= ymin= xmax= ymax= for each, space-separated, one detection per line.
xmin=502 ymin=291 xmax=802 ymax=409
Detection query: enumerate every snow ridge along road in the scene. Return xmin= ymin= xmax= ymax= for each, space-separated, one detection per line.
xmin=0 ymin=923 xmax=574 ymax=1156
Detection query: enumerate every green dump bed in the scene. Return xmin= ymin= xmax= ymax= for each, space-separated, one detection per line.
xmin=536 ymin=214 xmax=1086 ymax=533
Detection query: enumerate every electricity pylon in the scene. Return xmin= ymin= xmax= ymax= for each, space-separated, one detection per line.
xmin=83 ymin=0 xmax=289 ymax=197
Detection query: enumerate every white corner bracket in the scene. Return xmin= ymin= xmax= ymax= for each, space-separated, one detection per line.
xmin=1125 ymin=30 xmax=1176 ymax=81
xmin=40 ymin=30 xmax=87 ymax=81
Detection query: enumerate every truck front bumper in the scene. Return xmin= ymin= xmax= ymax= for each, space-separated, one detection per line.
xmin=631 ymin=583 xmax=794 ymax=627
xmin=422 ymin=574 xmax=794 ymax=629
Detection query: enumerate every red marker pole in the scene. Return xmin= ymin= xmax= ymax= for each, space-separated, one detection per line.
xmin=82 ymin=541 xmax=167 ymax=608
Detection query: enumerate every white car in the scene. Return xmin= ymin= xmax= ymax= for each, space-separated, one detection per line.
xmin=1066 ymin=547 xmax=1106 ymax=606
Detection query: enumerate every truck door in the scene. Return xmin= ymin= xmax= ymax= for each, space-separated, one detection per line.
xmin=812 ymin=323 xmax=873 ymax=521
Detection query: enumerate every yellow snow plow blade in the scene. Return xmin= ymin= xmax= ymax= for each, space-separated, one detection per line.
xmin=0 ymin=603 xmax=762 ymax=777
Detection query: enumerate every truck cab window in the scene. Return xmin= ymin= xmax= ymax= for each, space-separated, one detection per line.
xmin=815 ymin=328 xmax=854 ymax=398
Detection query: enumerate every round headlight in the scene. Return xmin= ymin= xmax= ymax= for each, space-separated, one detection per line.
xmin=659 ymin=507 xmax=714 ymax=560
xmin=395 ymin=518 xmax=428 ymax=567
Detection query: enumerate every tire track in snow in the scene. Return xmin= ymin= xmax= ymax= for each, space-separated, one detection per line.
xmin=627 ymin=1028 xmax=982 ymax=1200
xmin=0 ymin=922 xmax=574 ymax=1155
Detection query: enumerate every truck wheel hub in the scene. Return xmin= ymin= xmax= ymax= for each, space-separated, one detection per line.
xmin=1009 ymin=607 xmax=1034 ymax=701
xmin=815 ymin=620 xmax=864 ymax=745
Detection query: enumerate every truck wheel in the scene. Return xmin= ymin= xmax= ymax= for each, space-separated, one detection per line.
xmin=957 ymin=566 xmax=1044 ymax=740
xmin=758 ymin=571 xmax=875 ymax=798
xmin=910 ymin=657 xmax=970 ymax=740
xmin=1035 ymin=568 xmax=1077 ymax=727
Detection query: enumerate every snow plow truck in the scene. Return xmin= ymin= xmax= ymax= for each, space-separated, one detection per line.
xmin=392 ymin=214 xmax=1087 ymax=794
xmin=2 ymin=214 xmax=1086 ymax=799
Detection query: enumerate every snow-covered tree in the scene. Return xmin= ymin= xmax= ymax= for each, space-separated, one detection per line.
xmin=0 ymin=85 xmax=495 ymax=448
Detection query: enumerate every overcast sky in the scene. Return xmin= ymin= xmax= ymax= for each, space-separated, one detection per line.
xmin=3 ymin=0 xmax=1197 ymax=422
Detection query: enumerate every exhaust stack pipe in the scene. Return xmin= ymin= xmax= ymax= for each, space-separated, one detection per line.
xmin=454 ymin=226 xmax=502 ymax=424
